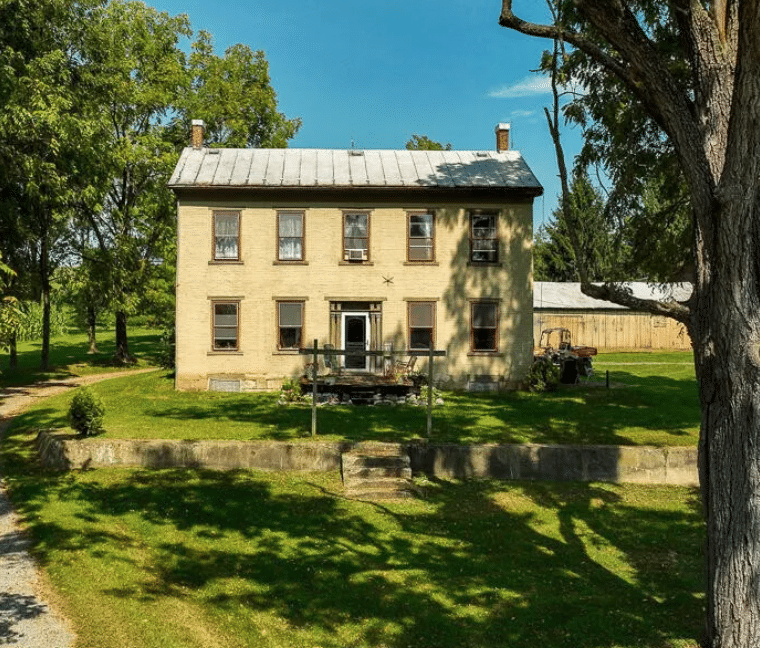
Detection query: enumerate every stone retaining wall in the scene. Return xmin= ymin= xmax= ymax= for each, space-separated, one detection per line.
xmin=36 ymin=432 xmax=698 ymax=486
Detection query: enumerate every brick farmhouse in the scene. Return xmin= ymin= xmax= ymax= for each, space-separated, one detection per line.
xmin=168 ymin=123 xmax=542 ymax=392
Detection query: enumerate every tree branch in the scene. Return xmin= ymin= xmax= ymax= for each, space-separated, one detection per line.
xmin=581 ymin=281 xmax=692 ymax=325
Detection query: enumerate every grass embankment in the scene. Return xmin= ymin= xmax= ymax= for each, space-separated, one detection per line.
xmin=0 ymin=327 xmax=162 ymax=387
xmin=11 ymin=351 xmax=699 ymax=447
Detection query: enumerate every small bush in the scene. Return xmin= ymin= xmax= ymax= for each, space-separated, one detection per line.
xmin=68 ymin=387 xmax=105 ymax=436
xmin=278 ymin=378 xmax=307 ymax=404
xmin=528 ymin=356 xmax=560 ymax=392
xmin=158 ymin=327 xmax=176 ymax=369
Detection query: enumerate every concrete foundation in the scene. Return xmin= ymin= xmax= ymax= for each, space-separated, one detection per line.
xmin=36 ymin=432 xmax=698 ymax=486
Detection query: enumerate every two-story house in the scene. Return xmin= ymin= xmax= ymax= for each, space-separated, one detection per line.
xmin=169 ymin=122 xmax=542 ymax=392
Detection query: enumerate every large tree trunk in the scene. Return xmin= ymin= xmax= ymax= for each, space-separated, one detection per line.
xmin=114 ymin=309 xmax=131 ymax=364
xmin=695 ymin=192 xmax=760 ymax=647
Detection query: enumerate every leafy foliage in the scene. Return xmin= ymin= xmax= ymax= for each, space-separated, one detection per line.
xmin=157 ymin=326 xmax=176 ymax=370
xmin=405 ymin=134 xmax=452 ymax=151
xmin=68 ymin=386 xmax=105 ymax=436
xmin=527 ymin=356 xmax=560 ymax=393
xmin=14 ymin=301 xmax=72 ymax=342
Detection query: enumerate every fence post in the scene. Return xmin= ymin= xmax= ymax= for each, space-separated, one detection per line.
xmin=312 ymin=339 xmax=318 ymax=436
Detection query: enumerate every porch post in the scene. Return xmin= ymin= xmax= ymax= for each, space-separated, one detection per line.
xmin=312 ymin=339 xmax=318 ymax=436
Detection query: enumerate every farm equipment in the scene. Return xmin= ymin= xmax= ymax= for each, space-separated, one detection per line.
xmin=533 ymin=327 xmax=597 ymax=385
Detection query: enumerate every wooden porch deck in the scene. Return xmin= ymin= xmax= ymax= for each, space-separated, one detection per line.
xmin=299 ymin=373 xmax=419 ymax=403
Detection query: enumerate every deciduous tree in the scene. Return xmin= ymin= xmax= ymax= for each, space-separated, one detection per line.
xmin=500 ymin=2 xmax=760 ymax=646
xmin=405 ymin=134 xmax=452 ymax=150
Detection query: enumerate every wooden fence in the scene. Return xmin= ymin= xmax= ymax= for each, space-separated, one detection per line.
xmin=534 ymin=310 xmax=692 ymax=352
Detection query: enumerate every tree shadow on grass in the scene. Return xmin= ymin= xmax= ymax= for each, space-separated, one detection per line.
xmin=13 ymin=464 xmax=704 ymax=648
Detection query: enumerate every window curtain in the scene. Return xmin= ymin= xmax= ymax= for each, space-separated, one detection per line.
xmin=279 ymin=214 xmax=303 ymax=259
xmin=215 ymin=214 xmax=239 ymax=259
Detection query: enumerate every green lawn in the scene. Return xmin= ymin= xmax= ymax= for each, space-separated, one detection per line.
xmin=0 ymin=350 xmax=704 ymax=647
xmin=10 ymin=351 xmax=700 ymax=447
xmin=0 ymin=327 xmax=162 ymax=387
xmin=0 ymin=454 xmax=703 ymax=648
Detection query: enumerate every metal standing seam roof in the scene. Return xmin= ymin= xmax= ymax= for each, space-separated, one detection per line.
xmin=168 ymin=147 xmax=544 ymax=191
xmin=534 ymin=282 xmax=693 ymax=310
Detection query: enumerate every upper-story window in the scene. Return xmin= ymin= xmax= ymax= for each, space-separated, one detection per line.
xmin=278 ymin=211 xmax=304 ymax=261
xmin=469 ymin=211 xmax=498 ymax=263
xmin=343 ymin=212 xmax=370 ymax=262
xmin=408 ymin=212 xmax=435 ymax=262
xmin=213 ymin=211 xmax=240 ymax=261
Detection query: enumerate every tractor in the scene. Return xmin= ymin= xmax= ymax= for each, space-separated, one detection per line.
xmin=533 ymin=327 xmax=597 ymax=385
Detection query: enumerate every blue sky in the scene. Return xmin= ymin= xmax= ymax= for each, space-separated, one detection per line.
xmin=150 ymin=0 xmax=582 ymax=227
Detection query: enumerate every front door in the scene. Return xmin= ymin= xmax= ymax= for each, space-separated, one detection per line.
xmin=342 ymin=313 xmax=369 ymax=370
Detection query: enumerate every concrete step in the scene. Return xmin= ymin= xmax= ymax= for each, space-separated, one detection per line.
xmin=341 ymin=450 xmax=417 ymax=501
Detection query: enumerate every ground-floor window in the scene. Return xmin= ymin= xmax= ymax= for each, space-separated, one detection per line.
xmin=408 ymin=301 xmax=435 ymax=350
xmin=470 ymin=301 xmax=499 ymax=352
xmin=277 ymin=301 xmax=304 ymax=350
xmin=212 ymin=301 xmax=239 ymax=350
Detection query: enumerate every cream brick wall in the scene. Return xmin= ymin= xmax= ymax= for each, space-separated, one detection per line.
xmin=175 ymin=197 xmax=534 ymax=391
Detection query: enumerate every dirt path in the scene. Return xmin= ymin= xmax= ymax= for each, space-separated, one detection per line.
xmin=0 ymin=368 xmax=158 ymax=647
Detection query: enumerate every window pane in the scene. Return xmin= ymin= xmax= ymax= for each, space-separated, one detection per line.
xmin=279 ymin=327 xmax=301 ymax=349
xmin=214 ymin=327 xmax=237 ymax=340
xmin=345 ymin=213 xmax=368 ymax=237
xmin=279 ymin=212 xmax=303 ymax=237
xmin=472 ymin=329 xmax=496 ymax=351
xmin=409 ymin=214 xmax=432 ymax=238
xmin=215 ymin=213 xmax=239 ymax=237
xmin=471 ymin=214 xmax=495 ymax=236
xmin=472 ymin=303 xmax=497 ymax=328
xmin=409 ymin=302 xmax=434 ymax=327
xmin=215 ymin=237 xmax=238 ymax=260
xmin=215 ymin=303 xmax=237 ymax=318
xmin=279 ymin=302 xmax=302 ymax=326
xmin=279 ymin=238 xmax=303 ymax=260
xmin=410 ymin=329 xmax=432 ymax=350
xmin=345 ymin=237 xmax=368 ymax=252
xmin=409 ymin=242 xmax=432 ymax=261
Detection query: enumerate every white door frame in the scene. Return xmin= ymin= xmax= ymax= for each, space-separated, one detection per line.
xmin=341 ymin=312 xmax=370 ymax=371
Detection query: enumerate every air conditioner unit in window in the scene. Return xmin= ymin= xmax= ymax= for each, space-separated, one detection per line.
xmin=346 ymin=248 xmax=367 ymax=261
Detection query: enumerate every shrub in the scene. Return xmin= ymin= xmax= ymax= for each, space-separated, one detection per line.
xmin=528 ymin=356 xmax=560 ymax=392
xmin=278 ymin=378 xmax=307 ymax=404
xmin=158 ymin=327 xmax=176 ymax=369
xmin=68 ymin=387 xmax=105 ymax=436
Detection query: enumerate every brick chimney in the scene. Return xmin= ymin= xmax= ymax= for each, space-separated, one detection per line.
xmin=191 ymin=119 xmax=205 ymax=149
xmin=495 ymin=123 xmax=510 ymax=152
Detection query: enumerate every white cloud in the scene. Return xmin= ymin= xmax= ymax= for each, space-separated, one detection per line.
xmin=510 ymin=109 xmax=535 ymax=118
xmin=488 ymin=76 xmax=552 ymax=98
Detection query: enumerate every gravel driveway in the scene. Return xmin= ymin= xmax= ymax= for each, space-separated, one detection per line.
xmin=0 ymin=369 xmax=157 ymax=647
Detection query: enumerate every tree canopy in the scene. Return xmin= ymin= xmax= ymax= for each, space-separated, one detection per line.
xmin=405 ymin=134 xmax=452 ymax=151
xmin=0 ymin=0 xmax=300 ymax=366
